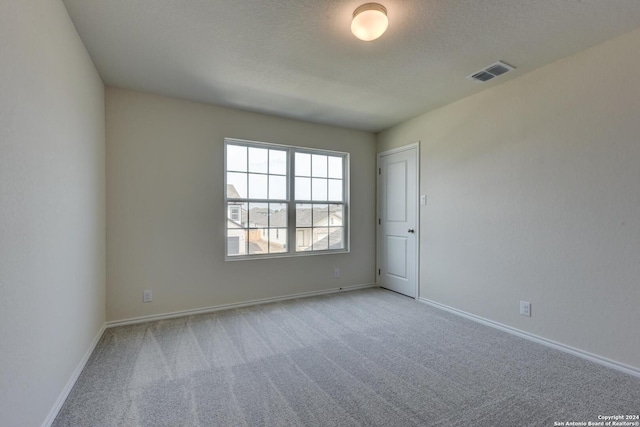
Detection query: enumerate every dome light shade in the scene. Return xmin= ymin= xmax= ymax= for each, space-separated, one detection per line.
xmin=351 ymin=3 xmax=388 ymax=41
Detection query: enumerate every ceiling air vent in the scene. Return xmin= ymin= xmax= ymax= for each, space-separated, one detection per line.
xmin=467 ymin=61 xmax=515 ymax=83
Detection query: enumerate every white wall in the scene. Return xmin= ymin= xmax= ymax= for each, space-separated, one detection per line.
xmin=0 ymin=1 xmax=105 ymax=425
xmin=106 ymin=88 xmax=376 ymax=321
xmin=378 ymin=28 xmax=640 ymax=370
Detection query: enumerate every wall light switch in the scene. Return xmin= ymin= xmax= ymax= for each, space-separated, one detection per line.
xmin=420 ymin=195 xmax=427 ymax=206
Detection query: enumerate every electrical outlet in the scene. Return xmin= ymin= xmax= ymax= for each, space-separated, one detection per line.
xmin=519 ymin=300 xmax=531 ymax=317
xmin=333 ymin=268 xmax=340 ymax=279
xmin=143 ymin=290 xmax=152 ymax=303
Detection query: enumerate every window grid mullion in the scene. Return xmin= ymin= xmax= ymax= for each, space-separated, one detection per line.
xmin=324 ymin=155 xmax=329 ymax=200
xmin=266 ymin=150 xmax=270 ymax=220
xmin=288 ymin=148 xmax=295 ymax=252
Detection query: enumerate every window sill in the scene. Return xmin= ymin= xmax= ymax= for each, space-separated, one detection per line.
xmin=225 ymin=249 xmax=350 ymax=261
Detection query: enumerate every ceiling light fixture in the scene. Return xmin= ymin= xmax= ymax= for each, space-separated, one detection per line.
xmin=351 ymin=3 xmax=388 ymax=41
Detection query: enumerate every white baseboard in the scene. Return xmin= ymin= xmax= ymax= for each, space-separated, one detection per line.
xmin=106 ymin=283 xmax=378 ymax=328
xmin=42 ymin=323 xmax=107 ymax=427
xmin=419 ymin=297 xmax=640 ymax=378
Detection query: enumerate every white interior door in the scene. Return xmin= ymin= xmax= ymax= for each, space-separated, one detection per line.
xmin=377 ymin=145 xmax=418 ymax=298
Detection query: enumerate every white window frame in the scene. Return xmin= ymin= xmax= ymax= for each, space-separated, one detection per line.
xmin=224 ymin=138 xmax=349 ymax=260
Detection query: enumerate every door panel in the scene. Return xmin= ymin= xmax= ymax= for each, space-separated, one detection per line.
xmin=386 ymin=161 xmax=407 ymax=222
xmin=386 ymin=236 xmax=407 ymax=278
xmin=377 ymin=146 xmax=418 ymax=298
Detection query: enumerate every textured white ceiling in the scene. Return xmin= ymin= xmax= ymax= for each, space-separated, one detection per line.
xmin=62 ymin=0 xmax=640 ymax=132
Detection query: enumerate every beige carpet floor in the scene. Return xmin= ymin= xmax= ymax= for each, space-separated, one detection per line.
xmin=53 ymin=288 xmax=640 ymax=426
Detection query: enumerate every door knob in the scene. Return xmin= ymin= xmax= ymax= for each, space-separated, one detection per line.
xmin=408 ymin=229 xmax=415 ymax=233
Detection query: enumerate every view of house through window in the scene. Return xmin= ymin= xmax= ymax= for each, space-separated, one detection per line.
xmin=225 ymin=139 xmax=347 ymax=258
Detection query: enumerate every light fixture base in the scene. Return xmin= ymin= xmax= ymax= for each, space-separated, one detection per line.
xmin=353 ymin=3 xmax=387 ymax=19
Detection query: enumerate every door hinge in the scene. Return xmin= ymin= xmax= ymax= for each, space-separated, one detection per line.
xmin=378 ymin=268 xmax=381 ymax=275
xmin=378 ymin=218 xmax=381 ymax=225
xmin=378 ymin=168 xmax=381 ymax=175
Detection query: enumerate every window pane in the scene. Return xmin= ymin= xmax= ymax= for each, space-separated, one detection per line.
xmin=248 ymin=203 xmax=268 ymax=228
xmin=227 ymin=202 xmax=247 ymax=225
xmin=227 ymin=172 xmax=247 ymax=198
xmin=269 ymin=229 xmax=287 ymax=253
xmin=312 ymin=204 xmax=329 ymax=226
xmin=328 ymin=156 xmax=343 ymax=179
xmin=227 ymin=229 xmax=247 ymax=256
xmin=328 ymin=179 xmax=342 ymax=201
xmin=312 ymin=154 xmax=327 ymax=178
xmin=329 ymin=204 xmax=343 ymax=226
xmin=227 ymin=145 xmax=247 ymax=172
xmin=269 ymin=150 xmax=287 ymax=175
xmin=296 ymin=228 xmax=312 ymax=251
xmin=248 ymin=229 xmax=268 ymax=254
xmin=248 ymin=173 xmax=268 ymax=199
xmin=230 ymin=207 xmax=240 ymax=222
xmin=269 ymin=203 xmax=287 ymax=227
xmin=295 ymin=177 xmax=311 ymax=200
xmin=312 ymin=178 xmax=327 ymax=201
xmin=329 ymin=227 xmax=344 ymax=250
xmin=296 ymin=152 xmax=311 ymax=177
xmin=296 ymin=204 xmax=312 ymax=227
xmin=248 ymin=147 xmax=268 ymax=173
xmin=269 ymin=175 xmax=286 ymax=200
xmin=312 ymin=227 xmax=329 ymax=251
